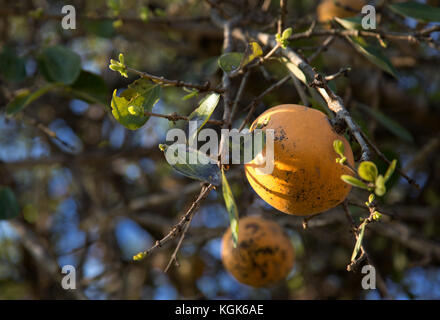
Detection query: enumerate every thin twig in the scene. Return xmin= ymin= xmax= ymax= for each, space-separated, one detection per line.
xmin=164 ymin=212 xmax=195 ymax=273
xmin=126 ymin=67 xmax=224 ymax=93
xmin=144 ymin=111 xmax=223 ymax=125
xmin=231 ymin=71 xmax=250 ymax=120
xmin=277 ymin=0 xmax=287 ymax=35
xmin=238 ymin=75 xmax=290 ymax=131
xmin=133 ymin=184 xmax=214 ymax=260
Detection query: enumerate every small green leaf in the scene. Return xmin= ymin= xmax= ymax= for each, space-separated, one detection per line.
xmin=358 ymin=161 xmax=378 ymax=182
xmin=341 ymin=175 xmax=369 ymax=189
xmin=282 ymin=27 xmax=293 ymax=40
xmin=71 ymin=70 xmax=109 ymax=107
xmin=375 ymin=174 xmax=386 ymax=196
xmin=218 ymin=52 xmax=243 ymax=73
xmin=109 ymin=53 xmax=128 ymax=78
xmin=334 ymin=16 xmax=363 ymax=30
xmin=358 ymin=104 xmax=413 ymax=143
xmin=6 ymin=84 xmax=58 ymax=115
xmin=0 ymin=46 xmax=26 ymax=83
xmin=241 ymin=42 xmax=263 ymax=68
xmin=276 ymin=27 xmax=293 ymax=49
xmin=0 ymin=187 xmax=20 ymax=220
xmin=221 ymin=168 xmax=239 ymax=248
xmin=351 ymin=222 xmax=366 ymax=261
xmin=372 ymin=211 xmax=382 ymax=221
xmin=110 ymin=79 xmax=161 ymax=130
xmin=389 ymin=2 xmax=440 ymax=22
xmin=347 ymin=36 xmax=397 ymax=78
xmin=159 ymin=144 xmax=221 ymax=186
xmin=182 ymin=88 xmax=199 ymax=101
xmin=187 ymin=93 xmax=220 ymax=144
xmin=140 ymin=6 xmax=150 ymax=21
xmin=333 ymin=139 xmax=345 ymax=158
xmin=384 ymin=159 xmax=397 ymax=182
xmin=368 ymin=194 xmax=375 ymax=204
xmin=38 ymin=45 xmax=82 ymax=85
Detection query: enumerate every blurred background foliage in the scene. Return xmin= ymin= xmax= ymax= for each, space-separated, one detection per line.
xmin=0 ymin=0 xmax=439 ymax=299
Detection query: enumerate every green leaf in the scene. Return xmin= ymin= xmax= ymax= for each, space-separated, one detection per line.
xmin=241 ymin=42 xmax=263 ymax=67
xmin=6 ymin=84 xmax=58 ymax=115
xmin=159 ymin=144 xmax=221 ymax=186
xmin=334 ymin=16 xmax=363 ymax=30
xmin=375 ymin=174 xmax=386 ymax=196
xmin=0 ymin=46 xmax=26 ymax=83
xmin=0 ymin=187 xmax=20 ymax=220
xmin=389 ymin=2 xmax=440 ymax=22
xmin=187 ymin=93 xmax=220 ymax=144
xmin=358 ymin=161 xmax=378 ymax=182
xmin=279 ymin=56 xmax=311 ymax=85
xmin=384 ymin=159 xmax=397 ymax=182
xmin=333 ymin=139 xmax=345 ymax=157
xmin=218 ymin=52 xmax=243 ymax=73
xmin=221 ymin=168 xmax=239 ymax=248
xmin=71 ymin=70 xmax=109 ymax=107
xmin=357 ymin=104 xmax=413 ymax=143
xmin=341 ymin=175 xmax=369 ymax=189
xmin=182 ymin=89 xmax=199 ymax=101
xmin=351 ymin=222 xmax=366 ymax=261
xmin=38 ymin=45 xmax=82 ymax=85
xmin=347 ymin=36 xmax=397 ymax=78
xmin=83 ymin=19 xmax=115 ymax=38
xmin=111 ymin=79 xmax=161 ymax=130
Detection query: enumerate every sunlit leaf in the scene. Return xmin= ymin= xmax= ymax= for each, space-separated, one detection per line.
xmin=334 ymin=16 xmax=363 ymax=30
xmin=358 ymin=161 xmax=378 ymax=182
xmin=389 ymin=2 xmax=440 ymax=22
xmin=351 ymin=222 xmax=366 ymax=261
xmin=279 ymin=57 xmax=310 ymax=85
xmin=333 ymin=139 xmax=345 ymax=157
xmin=384 ymin=159 xmax=397 ymax=182
xmin=38 ymin=45 xmax=82 ymax=85
xmin=375 ymin=174 xmax=386 ymax=196
xmin=0 ymin=187 xmax=20 ymax=220
xmin=187 ymin=93 xmax=220 ymax=144
xmin=159 ymin=144 xmax=221 ymax=186
xmin=341 ymin=175 xmax=368 ymax=189
xmin=241 ymin=42 xmax=263 ymax=67
xmin=222 ymin=168 xmax=239 ymax=247
xmin=111 ymin=79 xmax=161 ymax=130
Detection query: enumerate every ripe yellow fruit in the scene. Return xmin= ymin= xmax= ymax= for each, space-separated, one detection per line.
xmin=244 ymin=104 xmax=354 ymax=216
xmin=221 ymin=216 xmax=294 ymax=287
xmin=317 ymin=0 xmax=366 ymax=22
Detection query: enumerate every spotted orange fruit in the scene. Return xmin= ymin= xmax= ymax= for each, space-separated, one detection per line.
xmin=221 ymin=216 xmax=294 ymax=287
xmin=317 ymin=0 xmax=366 ymax=22
xmin=244 ymin=104 xmax=354 ymax=216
